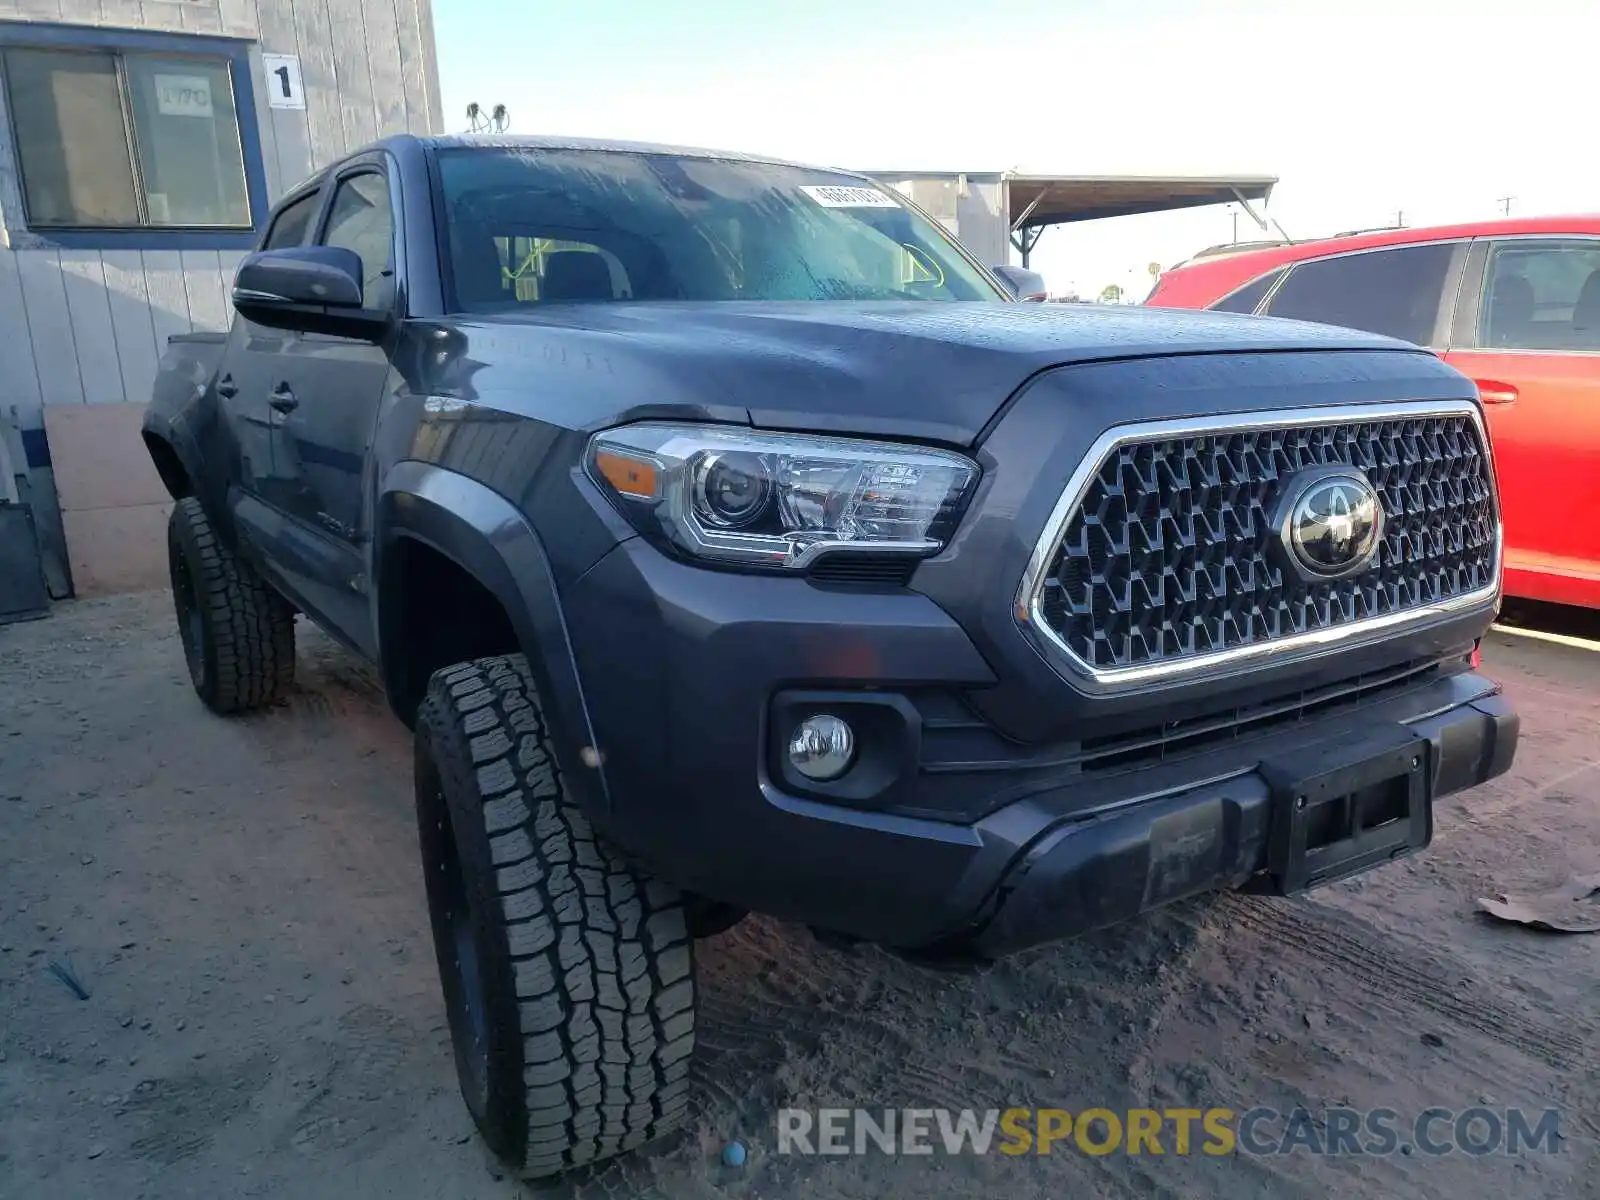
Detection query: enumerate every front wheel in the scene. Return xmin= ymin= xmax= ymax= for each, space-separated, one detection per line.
xmin=414 ymin=654 xmax=696 ymax=1178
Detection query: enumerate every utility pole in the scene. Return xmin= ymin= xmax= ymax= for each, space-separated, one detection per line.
xmin=1497 ymin=195 xmax=1515 ymax=217
xmin=1394 ymin=210 xmax=1404 ymax=228
xmin=1231 ymin=206 xmax=1238 ymax=244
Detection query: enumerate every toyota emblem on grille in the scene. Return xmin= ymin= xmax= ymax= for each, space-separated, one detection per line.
xmin=1283 ymin=472 xmax=1384 ymax=579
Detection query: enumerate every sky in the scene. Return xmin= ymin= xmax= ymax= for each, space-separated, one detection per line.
xmin=433 ymin=0 xmax=1600 ymax=300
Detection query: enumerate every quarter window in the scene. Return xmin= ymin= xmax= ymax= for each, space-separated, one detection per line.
xmin=1207 ymin=267 xmax=1285 ymax=314
xmin=1477 ymin=240 xmax=1600 ymax=352
xmin=320 ymin=173 xmax=395 ymax=311
xmin=1263 ymin=245 xmax=1454 ymax=346
xmin=3 ymin=46 xmax=251 ymax=229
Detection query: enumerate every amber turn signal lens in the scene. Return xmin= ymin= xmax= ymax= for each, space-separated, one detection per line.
xmin=594 ymin=449 xmax=659 ymax=499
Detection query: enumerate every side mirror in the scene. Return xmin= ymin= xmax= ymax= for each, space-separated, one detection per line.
xmin=991 ymin=263 xmax=1048 ymax=302
xmin=232 ymin=247 xmax=388 ymax=339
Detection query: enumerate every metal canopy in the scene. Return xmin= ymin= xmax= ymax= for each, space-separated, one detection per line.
xmin=1004 ymin=173 xmax=1278 ymax=265
xmin=865 ymin=169 xmax=1278 ymax=267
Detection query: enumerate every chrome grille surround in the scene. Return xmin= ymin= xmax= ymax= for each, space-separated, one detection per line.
xmin=1016 ymin=400 xmax=1503 ymax=688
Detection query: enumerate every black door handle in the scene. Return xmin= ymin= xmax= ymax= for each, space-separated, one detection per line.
xmin=269 ymin=383 xmax=298 ymax=414
xmin=215 ymin=374 xmax=238 ymax=399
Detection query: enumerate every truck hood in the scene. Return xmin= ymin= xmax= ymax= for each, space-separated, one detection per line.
xmin=447 ymin=301 xmax=1412 ymax=446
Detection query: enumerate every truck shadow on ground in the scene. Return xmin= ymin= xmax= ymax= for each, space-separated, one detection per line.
xmin=519 ymin=898 xmax=1220 ymax=1197
xmin=1496 ymin=598 xmax=1600 ymax=642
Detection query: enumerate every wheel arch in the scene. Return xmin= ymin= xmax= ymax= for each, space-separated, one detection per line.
xmin=376 ymin=461 xmax=609 ymax=817
xmin=140 ymin=409 xmax=203 ymax=501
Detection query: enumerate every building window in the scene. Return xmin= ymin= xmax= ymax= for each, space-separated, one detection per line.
xmin=4 ymin=46 xmax=251 ymax=229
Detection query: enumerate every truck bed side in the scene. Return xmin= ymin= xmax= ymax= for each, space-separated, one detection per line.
xmin=141 ymin=330 xmax=232 ymax=511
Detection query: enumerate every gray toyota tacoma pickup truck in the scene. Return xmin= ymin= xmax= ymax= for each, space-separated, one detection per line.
xmin=142 ymin=134 xmax=1519 ymax=1178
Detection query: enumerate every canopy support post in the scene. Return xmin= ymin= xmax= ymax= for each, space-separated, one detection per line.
xmin=1007 ymin=190 xmax=1049 ymax=266
xmin=1229 ymin=187 xmax=1270 ymax=232
xmin=1009 ymin=224 xmax=1046 ymax=268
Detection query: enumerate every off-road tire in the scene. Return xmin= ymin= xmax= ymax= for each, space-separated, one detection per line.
xmin=414 ymin=654 xmax=695 ymax=1179
xmin=166 ymin=496 xmax=295 ymax=714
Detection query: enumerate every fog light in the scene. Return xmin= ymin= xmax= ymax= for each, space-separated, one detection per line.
xmin=788 ymin=714 xmax=855 ymax=782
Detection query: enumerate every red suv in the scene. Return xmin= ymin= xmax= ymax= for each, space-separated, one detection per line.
xmin=1148 ymin=216 xmax=1600 ymax=610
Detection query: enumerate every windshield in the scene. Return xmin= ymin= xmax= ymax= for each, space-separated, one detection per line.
xmin=434 ymin=147 xmax=1003 ymax=311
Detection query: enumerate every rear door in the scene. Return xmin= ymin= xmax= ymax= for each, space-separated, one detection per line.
xmin=1445 ymin=238 xmax=1600 ymax=608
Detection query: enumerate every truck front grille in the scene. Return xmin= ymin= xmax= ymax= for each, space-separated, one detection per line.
xmin=1024 ymin=404 xmax=1500 ymax=681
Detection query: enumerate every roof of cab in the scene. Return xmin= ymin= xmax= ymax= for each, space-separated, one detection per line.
xmin=418 ymin=133 xmax=855 ymax=175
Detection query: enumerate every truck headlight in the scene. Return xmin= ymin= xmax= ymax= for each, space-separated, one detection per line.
xmin=588 ymin=423 xmax=979 ymax=570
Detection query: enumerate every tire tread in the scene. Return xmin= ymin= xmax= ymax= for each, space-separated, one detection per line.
xmin=169 ymin=497 xmax=294 ymax=713
xmin=417 ymin=654 xmax=694 ymax=1178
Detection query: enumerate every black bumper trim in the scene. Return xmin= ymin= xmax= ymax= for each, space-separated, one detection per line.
xmin=968 ymin=691 xmax=1519 ymax=957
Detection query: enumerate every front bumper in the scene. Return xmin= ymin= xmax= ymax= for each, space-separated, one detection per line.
xmin=969 ymin=689 xmax=1516 ymax=956
xmin=563 ymin=537 xmax=1517 ymax=955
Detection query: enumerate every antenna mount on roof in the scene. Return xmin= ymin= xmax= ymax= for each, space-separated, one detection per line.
xmin=466 ymin=102 xmax=510 ymax=134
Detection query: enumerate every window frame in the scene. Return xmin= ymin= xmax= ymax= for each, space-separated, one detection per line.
xmin=0 ymin=20 xmax=269 ymax=250
xmin=1451 ymin=234 xmax=1600 ymax=357
xmin=1260 ymin=240 xmax=1469 ymax=349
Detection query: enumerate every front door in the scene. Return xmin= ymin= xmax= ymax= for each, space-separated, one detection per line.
xmin=267 ymin=164 xmax=399 ymax=655
xmin=1445 ymin=238 xmax=1600 ymax=609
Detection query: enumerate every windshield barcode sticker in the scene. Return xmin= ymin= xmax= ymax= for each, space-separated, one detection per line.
xmin=799 ymin=185 xmax=900 ymax=209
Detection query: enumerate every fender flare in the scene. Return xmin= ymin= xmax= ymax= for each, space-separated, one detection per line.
xmin=140 ymin=407 xmax=205 ymax=502
xmin=377 ymin=460 xmax=610 ymax=816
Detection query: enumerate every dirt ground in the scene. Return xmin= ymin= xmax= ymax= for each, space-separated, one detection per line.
xmin=1 ymin=591 xmax=1596 ymax=1200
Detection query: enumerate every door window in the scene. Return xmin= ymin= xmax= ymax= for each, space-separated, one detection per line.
xmin=1477 ymin=240 xmax=1600 ymax=351
xmin=1263 ymin=244 xmax=1454 ymax=346
xmin=263 ymin=189 xmax=321 ymax=249
xmin=320 ymin=172 xmax=395 ymax=311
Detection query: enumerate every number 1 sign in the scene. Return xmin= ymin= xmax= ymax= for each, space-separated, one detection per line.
xmin=261 ymin=53 xmax=306 ymax=110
